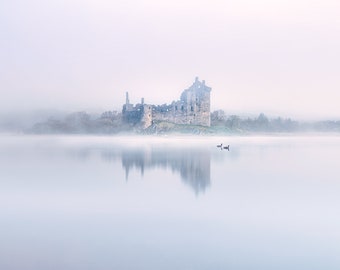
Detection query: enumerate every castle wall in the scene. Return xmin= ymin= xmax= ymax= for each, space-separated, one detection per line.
xmin=122 ymin=78 xmax=211 ymax=128
xmin=156 ymin=78 xmax=211 ymax=126
xmin=141 ymin=105 xmax=152 ymax=129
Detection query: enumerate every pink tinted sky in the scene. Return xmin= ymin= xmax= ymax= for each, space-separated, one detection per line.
xmin=1 ymin=0 xmax=340 ymax=119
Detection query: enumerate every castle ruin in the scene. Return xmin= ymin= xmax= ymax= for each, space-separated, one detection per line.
xmin=122 ymin=77 xmax=211 ymax=129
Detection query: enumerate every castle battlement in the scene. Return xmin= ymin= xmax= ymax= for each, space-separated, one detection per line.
xmin=122 ymin=78 xmax=211 ymax=128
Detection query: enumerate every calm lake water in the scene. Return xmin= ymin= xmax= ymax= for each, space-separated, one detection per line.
xmin=1 ymin=135 xmax=340 ymax=270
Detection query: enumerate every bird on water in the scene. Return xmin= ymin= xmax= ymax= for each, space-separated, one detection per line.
xmin=217 ymin=144 xmax=230 ymax=151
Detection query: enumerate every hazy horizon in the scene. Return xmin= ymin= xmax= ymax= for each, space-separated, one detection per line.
xmin=1 ymin=0 xmax=340 ymax=119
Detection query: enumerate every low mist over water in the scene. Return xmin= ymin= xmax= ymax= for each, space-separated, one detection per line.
xmin=1 ymin=135 xmax=340 ymax=269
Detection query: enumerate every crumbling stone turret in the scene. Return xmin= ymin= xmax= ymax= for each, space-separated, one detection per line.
xmin=122 ymin=78 xmax=211 ymax=129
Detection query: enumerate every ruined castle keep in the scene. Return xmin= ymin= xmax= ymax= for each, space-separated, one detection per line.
xmin=122 ymin=77 xmax=211 ymax=128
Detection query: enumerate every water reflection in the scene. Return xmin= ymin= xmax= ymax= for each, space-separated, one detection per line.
xmin=119 ymin=148 xmax=211 ymax=194
xmin=2 ymin=136 xmax=340 ymax=270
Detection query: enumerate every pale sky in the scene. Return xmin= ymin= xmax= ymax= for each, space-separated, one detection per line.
xmin=1 ymin=0 xmax=340 ymax=119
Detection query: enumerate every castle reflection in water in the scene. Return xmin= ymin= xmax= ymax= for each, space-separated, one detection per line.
xmin=120 ymin=148 xmax=211 ymax=194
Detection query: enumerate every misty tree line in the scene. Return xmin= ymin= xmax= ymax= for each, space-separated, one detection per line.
xmin=32 ymin=111 xmax=124 ymax=134
xmin=211 ymin=110 xmax=299 ymax=132
xmin=211 ymin=110 xmax=340 ymax=133
xmin=30 ymin=110 xmax=340 ymax=134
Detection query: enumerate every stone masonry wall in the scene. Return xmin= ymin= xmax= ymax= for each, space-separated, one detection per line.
xmin=122 ymin=78 xmax=211 ymax=128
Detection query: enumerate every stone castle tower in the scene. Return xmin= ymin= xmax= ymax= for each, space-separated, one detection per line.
xmin=122 ymin=77 xmax=211 ymax=128
xmin=176 ymin=77 xmax=211 ymax=126
xmin=122 ymin=92 xmax=152 ymax=129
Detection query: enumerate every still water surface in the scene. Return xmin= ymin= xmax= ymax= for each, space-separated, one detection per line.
xmin=1 ymin=135 xmax=340 ymax=270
